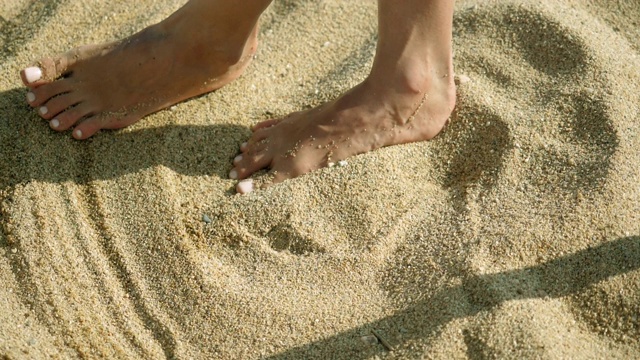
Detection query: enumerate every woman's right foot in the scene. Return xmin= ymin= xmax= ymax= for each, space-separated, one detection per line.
xmin=20 ymin=0 xmax=269 ymax=139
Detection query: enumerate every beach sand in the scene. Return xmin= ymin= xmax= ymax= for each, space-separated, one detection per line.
xmin=1 ymin=0 xmax=639 ymax=358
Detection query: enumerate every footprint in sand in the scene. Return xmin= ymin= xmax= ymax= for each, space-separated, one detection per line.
xmin=453 ymin=0 xmax=627 ymax=344
xmin=447 ymin=3 xmax=619 ymax=197
xmin=380 ymin=1 xmax=634 ymax=353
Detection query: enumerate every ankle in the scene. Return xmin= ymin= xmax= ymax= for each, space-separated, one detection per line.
xmin=366 ymin=57 xmax=454 ymax=98
xmin=153 ymin=17 xmax=258 ymax=68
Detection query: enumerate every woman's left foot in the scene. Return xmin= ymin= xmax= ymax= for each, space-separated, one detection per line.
xmin=230 ymin=63 xmax=456 ymax=193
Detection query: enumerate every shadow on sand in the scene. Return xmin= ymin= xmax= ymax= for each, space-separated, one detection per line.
xmin=265 ymin=235 xmax=640 ymax=359
xmin=0 ymin=87 xmax=250 ymax=190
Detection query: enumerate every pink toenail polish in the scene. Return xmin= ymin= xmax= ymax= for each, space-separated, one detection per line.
xmin=26 ymin=92 xmax=36 ymax=103
xmin=234 ymin=155 xmax=243 ymax=164
xmin=39 ymin=106 xmax=48 ymax=115
xmin=50 ymin=119 xmax=59 ymax=128
xmin=229 ymin=169 xmax=238 ymax=179
xmin=24 ymin=67 xmax=42 ymax=83
xmin=74 ymin=129 xmax=82 ymax=138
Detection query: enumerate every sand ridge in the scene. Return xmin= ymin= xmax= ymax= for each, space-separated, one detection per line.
xmin=0 ymin=0 xmax=639 ymax=359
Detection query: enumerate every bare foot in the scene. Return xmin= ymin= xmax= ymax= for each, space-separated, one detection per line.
xmin=229 ymin=65 xmax=456 ymax=193
xmin=20 ymin=0 xmax=268 ymax=139
xmin=230 ymin=0 xmax=456 ymax=194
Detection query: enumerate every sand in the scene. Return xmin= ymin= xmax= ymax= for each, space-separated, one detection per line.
xmin=0 ymin=0 xmax=639 ymax=358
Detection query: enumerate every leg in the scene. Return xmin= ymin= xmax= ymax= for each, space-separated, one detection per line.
xmin=20 ymin=0 xmax=273 ymax=139
xmin=231 ymin=0 xmax=456 ymax=193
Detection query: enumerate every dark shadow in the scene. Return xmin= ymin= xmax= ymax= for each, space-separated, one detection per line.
xmin=266 ymin=223 xmax=327 ymax=255
xmin=0 ymin=86 xmax=251 ymax=358
xmin=507 ymin=6 xmax=589 ymax=78
xmin=0 ymin=88 xmax=250 ymax=191
xmin=463 ymin=329 xmax=491 ymax=360
xmin=564 ymin=92 xmax=619 ymax=187
xmin=264 ymin=235 xmax=640 ymax=359
xmin=453 ymin=4 xmax=589 ymax=78
xmin=437 ymin=108 xmax=511 ymax=192
xmin=429 ymin=101 xmax=512 ymax=221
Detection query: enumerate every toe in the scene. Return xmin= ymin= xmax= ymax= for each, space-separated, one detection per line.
xmin=267 ymin=171 xmax=289 ymax=187
xmin=236 ymin=179 xmax=254 ymax=194
xmin=23 ymin=44 xmax=117 ymax=87
xmin=231 ymin=150 xmax=271 ymax=180
xmin=251 ymin=111 xmax=304 ymax=131
xmin=21 ymin=66 xmax=43 ymax=86
xmin=251 ymin=118 xmax=281 ymax=131
xmin=28 ymin=79 xmax=74 ymax=107
xmin=259 ymin=170 xmax=292 ymax=191
xmin=39 ymin=93 xmax=82 ymax=119
xmin=71 ymin=115 xmax=104 ymax=139
xmin=267 ymin=160 xmax=317 ymax=187
xmin=21 ymin=45 xmax=99 ymax=86
xmin=21 ymin=56 xmax=70 ymax=87
xmin=51 ymin=102 xmax=94 ymax=131
xmin=73 ymin=113 xmax=141 ymax=139
xmin=233 ymin=154 xmax=244 ymax=166
xmin=242 ymin=128 xmax=272 ymax=151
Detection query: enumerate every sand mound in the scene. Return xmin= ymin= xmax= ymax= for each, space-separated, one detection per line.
xmin=0 ymin=0 xmax=638 ymax=358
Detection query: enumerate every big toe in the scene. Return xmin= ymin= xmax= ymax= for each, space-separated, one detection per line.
xmin=21 ymin=53 xmax=74 ymax=87
xmin=236 ymin=179 xmax=254 ymax=194
xmin=21 ymin=66 xmax=43 ymax=86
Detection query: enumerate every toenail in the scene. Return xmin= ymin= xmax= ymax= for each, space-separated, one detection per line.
xmin=229 ymin=169 xmax=238 ymax=180
xmin=237 ymin=179 xmax=254 ymax=194
xmin=240 ymin=142 xmax=248 ymax=151
xmin=234 ymin=155 xmax=243 ymax=164
xmin=24 ymin=67 xmax=42 ymax=83
xmin=39 ymin=106 xmax=48 ymax=115
xmin=50 ymin=119 xmax=59 ymax=128
xmin=26 ymin=92 xmax=36 ymax=103
xmin=74 ymin=129 xmax=82 ymax=138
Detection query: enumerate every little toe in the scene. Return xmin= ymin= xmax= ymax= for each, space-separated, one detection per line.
xmin=39 ymin=93 xmax=82 ymax=119
xmin=71 ymin=115 xmax=105 ymax=139
xmin=74 ymin=113 xmax=142 ymax=139
xmin=29 ymin=79 xmax=74 ymax=107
